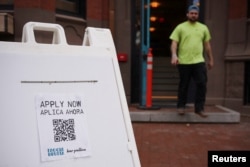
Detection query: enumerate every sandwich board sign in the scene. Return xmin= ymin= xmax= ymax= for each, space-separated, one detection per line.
xmin=0 ymin=22 xmax=140 ymax=167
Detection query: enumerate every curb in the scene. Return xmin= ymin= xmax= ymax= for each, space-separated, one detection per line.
xmin=130 ymin=105 xmax=240 ymax=123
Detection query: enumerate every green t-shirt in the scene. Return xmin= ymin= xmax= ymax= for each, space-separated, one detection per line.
xmin=169 ymin=21 xmax=211 ymax=64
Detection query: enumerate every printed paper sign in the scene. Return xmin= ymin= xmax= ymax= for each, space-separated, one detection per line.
xmin=35 ymin=93 xmax=91 ymax=162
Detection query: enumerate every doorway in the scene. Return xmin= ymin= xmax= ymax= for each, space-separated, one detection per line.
xmin=130 ymin=0 xmax=204 ymax=104
xmin=150 ymin=0 xmax=187 ymax=57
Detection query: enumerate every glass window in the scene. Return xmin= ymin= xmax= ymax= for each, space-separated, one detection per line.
xmin=248 ymin=0 xmax=250 ymax=18
xmin=0 ymin=0 xmax=14 ymax=10
xmin=56 ymin=0 xmax=86 ymax=18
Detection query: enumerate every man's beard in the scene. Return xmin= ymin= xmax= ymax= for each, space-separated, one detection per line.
xmin=188 ymin=17 xmax=198 ymax=23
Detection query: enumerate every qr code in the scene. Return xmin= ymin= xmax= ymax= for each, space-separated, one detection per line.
xmin=53 ymin=119 xmax=76 ymax=142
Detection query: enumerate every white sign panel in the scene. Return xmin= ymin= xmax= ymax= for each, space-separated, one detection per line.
xmin=0 ymin=23 xmax=141 ymax=167
xmin=35 ymin=93 xmax=91 ymax=162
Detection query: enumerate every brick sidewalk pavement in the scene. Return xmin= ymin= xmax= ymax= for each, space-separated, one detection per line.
xmin=132 ymin=116 xmax=250 ymax=167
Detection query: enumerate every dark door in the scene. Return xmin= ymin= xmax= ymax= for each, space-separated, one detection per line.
xmin=244 ymin=61 xmax=250 ymax=105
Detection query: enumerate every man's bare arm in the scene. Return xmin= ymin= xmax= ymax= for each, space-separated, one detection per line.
xmin=170 ymin=40 xmax=179 ymax=65
xmin=204 ymin=41 xmax=214 ymax=69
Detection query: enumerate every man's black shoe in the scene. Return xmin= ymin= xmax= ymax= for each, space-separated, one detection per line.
xmin=177 ymin=108 xmax=185 ymax=115
xmin=195 ymin=111 xmax=208 ymax=118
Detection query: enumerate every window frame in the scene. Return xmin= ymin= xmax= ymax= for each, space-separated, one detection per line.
xmin=56 ymin=0 xmax=86 ymax=19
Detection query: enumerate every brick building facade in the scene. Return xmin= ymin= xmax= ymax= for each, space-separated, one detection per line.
xmin=0 ymin=0 xmax=249 ymax=112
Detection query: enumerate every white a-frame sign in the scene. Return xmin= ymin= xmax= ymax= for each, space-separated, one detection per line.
xmin=0 ymin=22 xmax=141 ymax=167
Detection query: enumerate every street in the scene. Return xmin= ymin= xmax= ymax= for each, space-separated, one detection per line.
xmin=133 ymin=116 xmax=250 ymax=167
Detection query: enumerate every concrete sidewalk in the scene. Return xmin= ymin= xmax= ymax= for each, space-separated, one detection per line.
xmin=129 ymin=105 xmax=240 ymax=123
xmin=132 ymin=114 xmax=250 ymax=167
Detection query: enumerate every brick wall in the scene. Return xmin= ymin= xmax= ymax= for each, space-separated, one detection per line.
xmin=228 ymin=0 xmax=247 ymax=19
xmin=87 ymin=0 xmax=109 ymax=20
xmin=15 ymin=0 xmax=55 ymax=11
